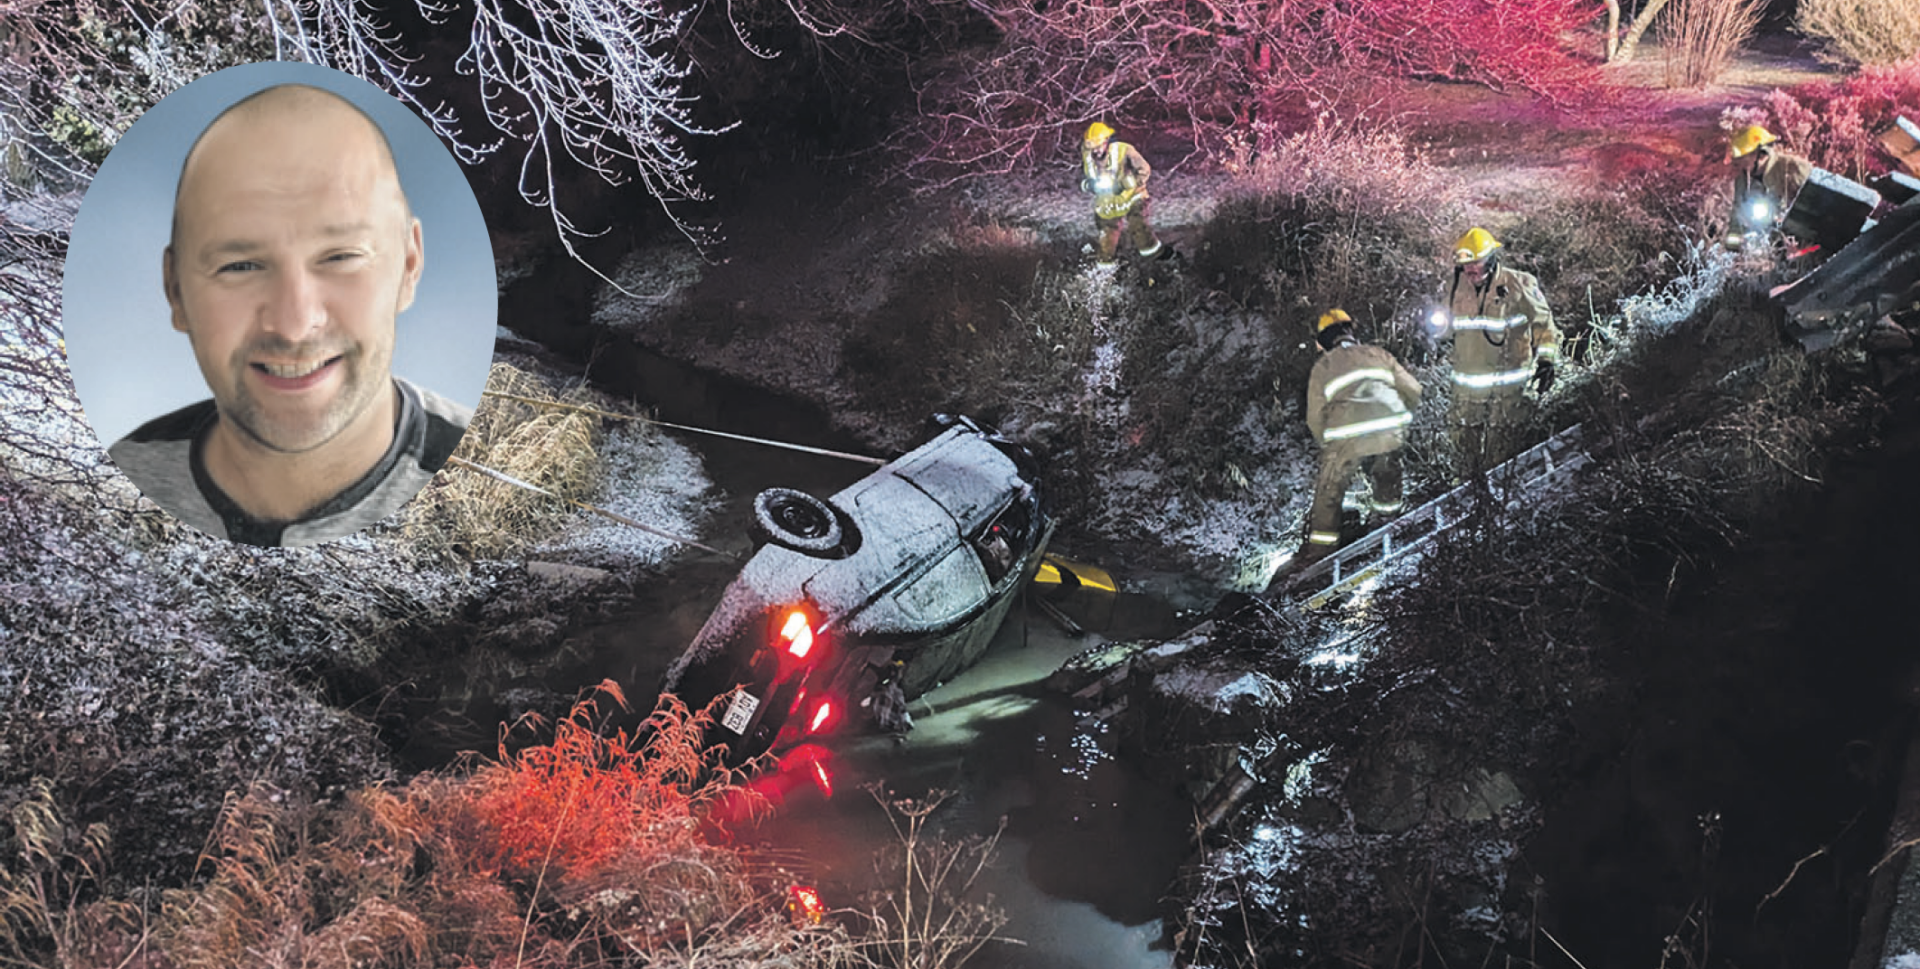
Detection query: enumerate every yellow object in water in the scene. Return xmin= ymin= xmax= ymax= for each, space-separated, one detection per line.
xmin=1033 ymin=553 xmax=1116 ymax=595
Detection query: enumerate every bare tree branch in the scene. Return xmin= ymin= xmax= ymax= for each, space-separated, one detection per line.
xmin=892 ymin=0 xmax=1599 ymax=188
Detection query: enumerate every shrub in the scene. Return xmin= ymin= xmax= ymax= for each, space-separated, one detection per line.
xmin=1218 ymin=114 xmax=1466 ymax=346
xmin=1501 ymin=174 xmax=1714 ymax=363
xmin=1723 ymin=57 xmax=1920 ymax=180
xmin=1659 ymin=0 xmax=1769 ymax=88
xmin=1797 ymin=0 xmax=1920 ymax=66
xmin=851 ymin=788 xmax=1009 ymax=969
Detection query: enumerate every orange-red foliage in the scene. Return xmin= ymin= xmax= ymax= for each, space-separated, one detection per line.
xmin=158 ymin=685 xmax=768 ymax=967
xmin=451 ymin=684 xmax=736 ymax=885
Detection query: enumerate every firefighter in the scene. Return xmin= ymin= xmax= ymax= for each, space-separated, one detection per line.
xmin=1079 ymin=122 xmax=1163 ymax=262
xmin=1294 ymin=308 xmax=1424 ymax=569
xmin=1723 ymin=124 xmax=1812 ymax=251
xmin=1437 ymin=228 xmax=1559 ymax=476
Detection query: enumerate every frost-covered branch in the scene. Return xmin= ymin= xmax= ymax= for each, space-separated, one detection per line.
xmin=0 ymin=197 xmax=119 ymax=495
xmin=264 ymin=0 xmax=732 ymax=286
xmin=895 ymin=0 xmax=1598 ymax=187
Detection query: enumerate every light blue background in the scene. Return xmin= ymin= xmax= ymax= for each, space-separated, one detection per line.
xmin=64 ymin=61 xmax=498 ymax=447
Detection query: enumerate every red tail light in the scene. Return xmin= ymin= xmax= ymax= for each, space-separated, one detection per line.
xmin=778 ymin=609 xmax=815 ymax=660
xmin=778 ymin=744 xmax=835 ymax=800
xmin=807 ymin=698 xmax=837 ymax=734
xmin=789 ymin=884 xmax=827 ymax=925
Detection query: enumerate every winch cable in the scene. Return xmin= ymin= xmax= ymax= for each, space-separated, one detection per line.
xmin=480 ymin=390 xmax=889 ymax=466
xmin=444 ymin=455 xmax=739 ymax=560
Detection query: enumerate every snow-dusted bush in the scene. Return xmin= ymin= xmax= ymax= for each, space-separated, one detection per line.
xmin=1221 ymin=113 xmax=1459 ymax=324
xmin=1797 ymin=0 xmax=1920 ymax=66
xmin=1723 ymin=58 xmax=1920 ymax=181
xmin=403 ymin=358 xmax=718 ymax=568
xmin=0 ymin=477 xmax=396 ymax=886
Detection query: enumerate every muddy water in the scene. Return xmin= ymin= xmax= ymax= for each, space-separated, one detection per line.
xmin=742 ymin=589 xmax=1197 ymax=969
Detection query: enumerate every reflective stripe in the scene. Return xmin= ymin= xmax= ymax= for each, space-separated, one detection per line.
xmin=1323 ymin=411 xmax=1412 ymax=440
xmin=1371 ymin=500 xmax=1403 ymax=513
xmin=1139 ymin=240 xmax=1162 ymax=257
xmin=1308 ymin=531 xmax=1341 ymax=546
xmin=1323 ymin=367 xmax=1396 ymax=400
xmin=1452 ymin=314 xmax=1529 ymax=331
xmin=1085 ymin=142 xmax=1127 ymax=181
xmin=1452 ymin=366 xmax=1533 ymax=389
xmin=1535 ymin=346 xmax=1559 ymax=363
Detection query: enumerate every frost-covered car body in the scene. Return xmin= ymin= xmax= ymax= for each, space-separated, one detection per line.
xmin=662 ymin=416 xmax=1051 ymax=759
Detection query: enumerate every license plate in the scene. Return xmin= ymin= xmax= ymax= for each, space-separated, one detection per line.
xmin=720 ymin=690 xmax=760 ymax=735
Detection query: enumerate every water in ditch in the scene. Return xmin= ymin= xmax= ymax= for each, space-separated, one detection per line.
xmin=735 ymin=583 xmax=1201 ymax=969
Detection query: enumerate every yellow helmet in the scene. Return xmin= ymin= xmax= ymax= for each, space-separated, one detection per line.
xmin=1729 ymin=124 xmax=1779 ymax=159
xmin=1084 ymin=122 xmax=1115 ymax=147
xmin=1453 ymin=227 xmax=1501 ymax=264
xmin=1315 ymin=308 xmax=1353 ymax=333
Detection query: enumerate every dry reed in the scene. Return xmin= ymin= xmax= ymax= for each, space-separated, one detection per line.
xmin=405 ymin=361 xmax=610 ymax=559
xmin=1662 ymin=0 xmax=1769 ymax=88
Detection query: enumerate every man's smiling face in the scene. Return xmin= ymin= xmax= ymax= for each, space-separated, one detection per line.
xmin=165 ymin=87 xmax=422 ymax=456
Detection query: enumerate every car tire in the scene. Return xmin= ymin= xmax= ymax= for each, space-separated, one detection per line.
xmin=751 ymin=488 xmax=845 ymax=555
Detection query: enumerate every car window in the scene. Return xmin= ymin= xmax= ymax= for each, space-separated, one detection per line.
xmin=971 ymin=497 xmax=1033 ymax=585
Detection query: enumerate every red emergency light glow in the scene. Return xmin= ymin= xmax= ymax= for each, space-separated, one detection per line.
xmin=811 ymin=757 xmax=835 ymax=798
xmin=779 ymin=610 xmax=815 ymax=660
xmin=789 ymin=884 xmax=827 ymax=925
xmin=807 ymin=698 xmax=837 ymax=734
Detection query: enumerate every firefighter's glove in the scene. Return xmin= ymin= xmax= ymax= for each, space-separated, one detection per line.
xmin=1531 ymin=357 xmax=1557 ymax=394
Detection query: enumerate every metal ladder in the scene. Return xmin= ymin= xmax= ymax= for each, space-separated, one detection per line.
xmin=1289 ymin=423 xmax=1592 ymax=609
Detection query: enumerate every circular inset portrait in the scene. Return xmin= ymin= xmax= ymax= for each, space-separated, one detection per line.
xmin=65 ymin=61 xmax=496 ymax=548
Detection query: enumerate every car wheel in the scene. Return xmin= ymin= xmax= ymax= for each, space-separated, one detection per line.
xmin=751 ymin=488 xmax=845 ymax=555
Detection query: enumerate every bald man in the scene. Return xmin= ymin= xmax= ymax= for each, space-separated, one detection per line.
xmin=109 ymin=84 xmax=472 ymax=547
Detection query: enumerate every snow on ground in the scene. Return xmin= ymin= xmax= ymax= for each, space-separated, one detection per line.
xmin=534 ymin=421 xmax=720 ymax=569
xmin=956 ymin=170 xmax=1235 ymax=243
xmin=598 ymin=244 xmax=707 ymax=320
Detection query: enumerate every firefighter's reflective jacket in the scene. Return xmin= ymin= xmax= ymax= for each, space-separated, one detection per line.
xmin=1444 ymin=264 xmax=1559 ymax=395
xmin=1306 ymin=343 xmax=1424 ymax=455
xmin=1083 ymin=140 xmax=1151 ymax=219
xmin=1734 ymin=148 xmax=1813 ymax=222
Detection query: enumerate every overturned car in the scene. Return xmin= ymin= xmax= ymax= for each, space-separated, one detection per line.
xmin=1770 ymin=117 xmax=1920 ymax=351
xmin=1775 ymin=188 xmax=1920 ymax=352
xmin=661 ymin=415 xmax=1052 ymax=761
